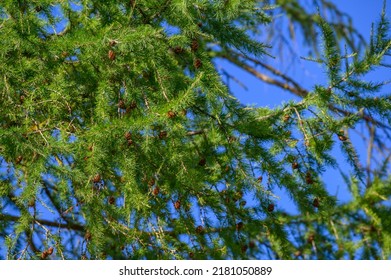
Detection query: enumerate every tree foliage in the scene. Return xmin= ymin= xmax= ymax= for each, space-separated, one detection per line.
xmin=0 ymin=0 xmax=390 ymax=260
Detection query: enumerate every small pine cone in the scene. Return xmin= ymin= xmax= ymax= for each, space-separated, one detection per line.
xmin=128 ymin=100 xmax=137 ymax=109
xmin=198 ymin=158 xmax=206 ymax=166
xmin=41 ymin=251 xmax=49 ymax=259
xmin=249 ymin=241 xmax=256 ymax=249
xmin=152 ymin=187 xmax=160 ymax=196
xmin=93 ymin=173 xmax=101 ymax=183
xmin=167 ymin=110 xmax=176 ymax=119
xmin=108 ymin=50 xmax=116 ymax=60
xmin=47 ymin=247 xmax=54 ymax=255
xmin=118 ymin=99 xmax=126 ymax=109
xmin=236 ymin=221 xmax=244 ymax=231
xmin=181 ymin=109 xmax=187 ymax=116
xmin=197 ymin=22 xmax=203 ymax=27
xmin=84 ymin=231 xmax=92 ymax=241
xmin=124 ymin=131 xmax=132 ymax=140
xmin=174 ymin=200 xmax=181 ymax=210
xmin=148 ymin=178 xmax=155 ymax=187
xmin=195 ymin=225 xmax=204 ymax=234
xmin=173 ymin=46 xmax=184 ymax=54
xmin=312 ymin=198 xmax=320 ymax=208
xmin=191 ymin=39 xmax=199 ymax=52
xmin=158 ymin=130 xmax=167 ymax=139
xmin=35 ymin=6 xmax=43 ymax=12
xmin=305 ymin=172 xmax=314 ymax=184
xmin=338 ymin=135 xmax=347 ymax=141
xmin=228 ymin=136 xmax=236 ymax=143
xmin=283 ymin=114 xmax=290 ymax=122
xmin=241 ymin=244 xmax=248 ymax=253
xmin=292 ymin=162 xmax=299 ymax=170
xmin=267 ymin=203 xmax=275 ymax=212
xmin=108 ymin=196 xmax=115 ymax=205
xmin=127 ymin=139 xmax=134 ymax=146
xmin=307 ymin=233 xmax=315 ymax=243
xmin=194 ymin=58 xmax=202 ymax=69
xmin=257 ymin=176 xmax=263 ymax=183
xmin=20 ymin=95 xmax=25 ymax=104
xmin=109 ymin=40 xmax=117 ymax=47
xmin=189 ymin=252 xmax=194 ymax=259
xmin=15 ymin=156 xmax=23 ymax=164
xmin=240 ymin=200 xmax=246 ymax=207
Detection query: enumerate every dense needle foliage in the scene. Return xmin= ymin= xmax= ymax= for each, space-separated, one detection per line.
xmin=0 ymin=0 xmax=390 ymax=259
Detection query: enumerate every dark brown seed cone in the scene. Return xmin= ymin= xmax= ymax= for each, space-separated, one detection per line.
xmin=181 ymin=109 xmax=187 ymax=116
xmin=267 ymin=203 xmax=275 ymax=212
xmin=174 ymin=200 xmax=181 ymax=210
xmin=307 ymin=233 xmax=315 ymax=243
xmin=173 ymin=46 xmax=184 ymax=54
xmin=20 ymin=95 xmax=25 ymax=104
xmin=195 ymin=225 xmax=204 ymax=234
xmin=152 ymin=187 xmax=160 ymax=196
xmin=158 ymin=131 xmax=167 ymax=139
xmin=129 ymin=100 xmax=137 ymax=109
xmin=198 ymin=158 xmax=206 ymax=166
xmin=93 ymin=174 xmax=101 ymax=183
xmin=109 ymin=40 xmax=117 ymax=47
xmin=15 ymin=156 xmax=23 ymax=164
xmin=35 ymin=6 xmax=43 ymax=12
xmin=283 ymin=114 xmax=290 ymax=122
xmin=108 ymin=50 xmax=116 ymax=60
xmin=338 ymin=135 xmax=347 ymax=141
xmin=194 ymin=58 xmax=202 ymax=69
xmin=257 ymin=176 xmax=263 ymax=183
xmin=167 ymin=110 xmax=176 ymax=118
xmin=108 ymin=196 xmax=115 ymax=205
xmin=124 ymin=131 xmax=132 ymax=140
xmin=189 ymin=252 xmax=194 ymax=259
xmin=127 ymin=139 xmax=134 ymax=146
xmin=241 ymin=244 xmax=248 ymax=253
xmin=47 ymin=247 xmax=54 ymax=255
xmin=240 ymin=200 xmax=246 ymax=207
xmin=197 ymin=22 xmax=203 ymax=27
xmin=148 ymin=178 xmax=155 ymax=187
xmin=249 ymin=241 xmax=256 ymax=249
xmin=191 ymin=39 xmax=199 ymax=52
xmin=118 ymin=99 xmax=126 ymax=109
xmin=292 ymin=162 xmax=299 ymax=169
xmin=312 ymin=198 xmax=320 ymax=208
xmin=85 ymin=231 xmax=92 ymax=241
xmin=305 ymin=172 xmax=314 ymax=184
xmin=41 ymin=251 xmax=49 ymax=259
xmin=228 ymin=136 xmax=236 ymax=143
xmin=236 ymin=221 xmax=244 ymax=231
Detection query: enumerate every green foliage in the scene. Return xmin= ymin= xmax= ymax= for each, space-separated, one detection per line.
xmin=0 ymin=0 xmax=390 ymax=260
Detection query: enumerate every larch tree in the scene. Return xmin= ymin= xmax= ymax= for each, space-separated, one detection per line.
xmin=0 ymin=0 xmax=390 ymax=260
